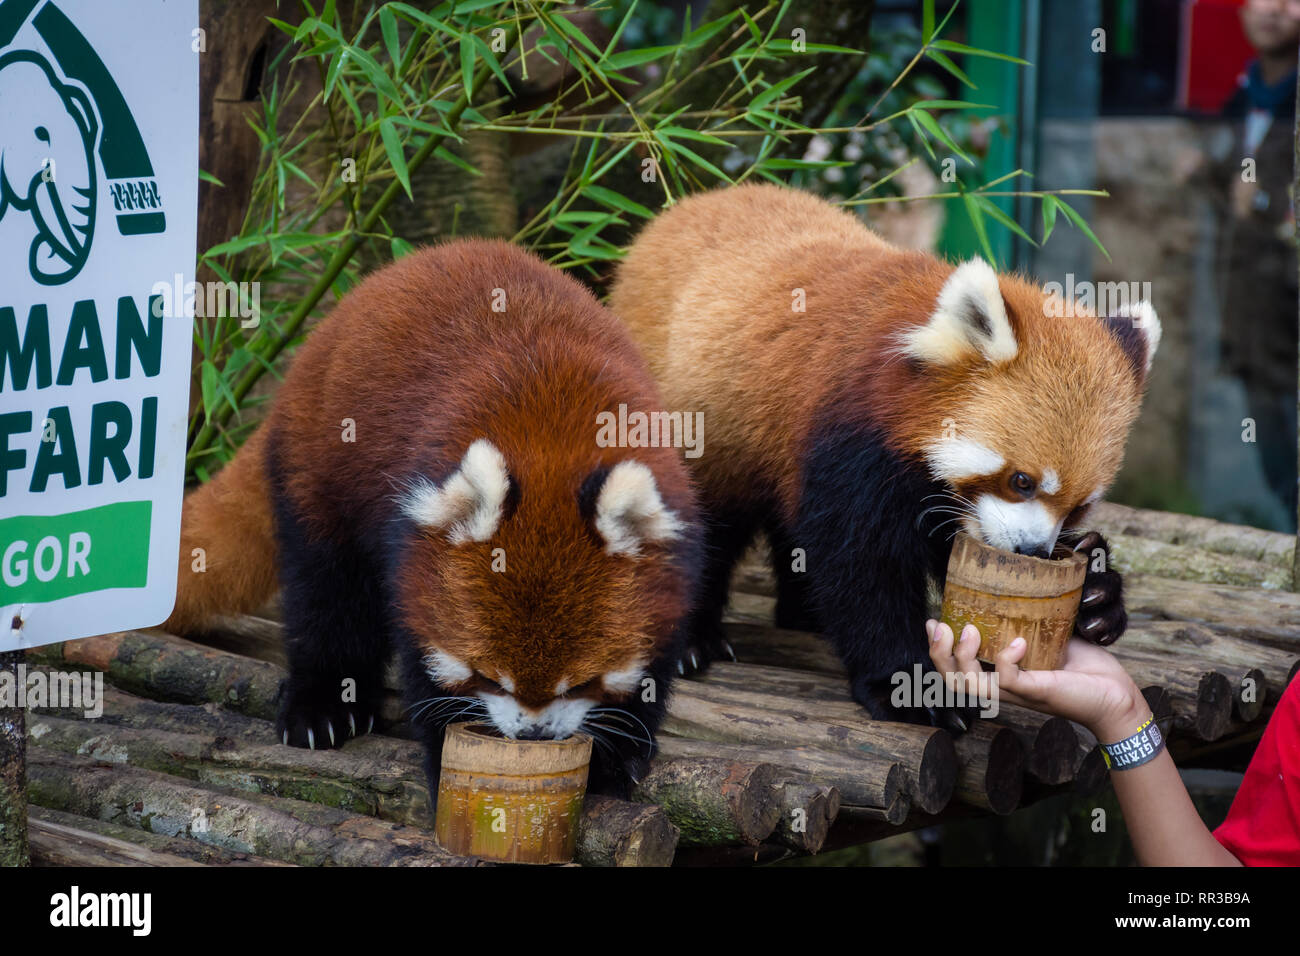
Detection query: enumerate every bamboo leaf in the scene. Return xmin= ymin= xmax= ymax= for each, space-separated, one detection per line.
xmin=930 ymin=39 xmax=1030 ymax=65
xmin=583 ymin=184 xmax=655 ymax=219
xmin=925 ymin=49 xmax=975 ymax=88
xmin=975 ymin=194 xmax=1036 ymax=246
xmin=1054 ymin=197 xmax=1111 ymax=261
xmin=379 ymin=118 xmax=412 ymax=198
xmin=1041 ymin=194 xmax=1059 ymax=242
xmin=962 ymin=192 xmax=997 ymax=264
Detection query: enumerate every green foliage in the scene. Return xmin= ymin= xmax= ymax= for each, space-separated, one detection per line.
xmin=187 ymin=0 xmax=1108 ymax=483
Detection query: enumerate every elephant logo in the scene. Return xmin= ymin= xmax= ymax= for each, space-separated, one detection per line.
xmin=0 ymin=0 xmax=169 ymax=286
xmin=0 ymin=48 xmax=98 ymax=285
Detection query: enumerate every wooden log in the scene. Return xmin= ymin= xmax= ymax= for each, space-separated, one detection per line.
xmin=990 ymin=703 xmax=1082 ymax=785
xmin=25 ymin=692 xmax=687 ymax=866
xmin=27 ymin=749 xmax=479 ymax=866
xmin=632 ymin=756 xmax=783 ymax=847
xmin=1122 ymin=575 xmax=1300 ymax=655
xmin=1071 ymin=727 xmax=1110 ymax=795
xmin=656 ymin=736 xmax=909 ymax=823
xmin=1122 ymin=620 xmax=1295 ymax=710
xmin=576 ymin=796 xmax=679 ymax=867
xmin=952 ymin=722 xmax=1025 ymax=815
xmin=27 ymin=711 xmax=435 ymax=827
xmin=1090 ymin=502 xmax=1295 ymax=570
xmin=29 ymin=630 xmax=284 ymax=720
xmin=0 ymin=650 xmax=28 ymax=866
xmin=770 ymin=780 xmax=840 ymax=854
xmin=666 ymin=681 xmax=956 ymax=814
xmin=1104 ymin=533 xmax=1290 ymax=589
xmin=28 ymin=807 xmax=293 ymax=867
xmin=720 ymin=621 xmax=844 ymax=674
xmin=1107 ymin=644 xmax=1234 ymax=741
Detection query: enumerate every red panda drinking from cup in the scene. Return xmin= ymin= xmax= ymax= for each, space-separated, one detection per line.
xmin=165 ymin=240 xmax=699 ymax=795
xmin=610 ymin=184 xmax=1160 ymax=730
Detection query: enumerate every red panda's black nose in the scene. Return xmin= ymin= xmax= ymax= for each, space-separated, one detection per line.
xmin=1014 ymin=544 xmax=1051 ymax=559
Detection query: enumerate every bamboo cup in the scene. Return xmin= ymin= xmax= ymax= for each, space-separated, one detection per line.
xmin=434 ymin=722 xmax=593 ymax=864
xmin=939 ymin=533 xmax=1088 ymax=671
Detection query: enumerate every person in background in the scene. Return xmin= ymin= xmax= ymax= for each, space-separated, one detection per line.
xmin=927 ymin=619 xmax=1299 ymax=866
xmin=1218 ymin=0 xmax=1300 ymax=525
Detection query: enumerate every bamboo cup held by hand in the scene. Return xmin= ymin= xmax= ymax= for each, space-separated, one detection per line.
xmin=434 ymin=722 xmax=593 ymax=864
xmin=939 ymin=533 xmax=1088 ymax=671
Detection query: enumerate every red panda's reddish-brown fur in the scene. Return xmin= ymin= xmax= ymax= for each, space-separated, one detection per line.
xmin=611 ymin=184 xmax=1146 ymax=523
xmin=167 ymin=240 xmax=698 ymax=792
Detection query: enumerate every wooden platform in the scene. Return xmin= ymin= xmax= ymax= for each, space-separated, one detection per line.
xmin=21 ymin=504 xmax=1300 ymax=866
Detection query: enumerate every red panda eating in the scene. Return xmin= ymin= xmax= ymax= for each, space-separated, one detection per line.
xmin=166 ymin=240 xmax=699 ymax=795
xmin=609 ymin=184 xmax=1160 ymax=730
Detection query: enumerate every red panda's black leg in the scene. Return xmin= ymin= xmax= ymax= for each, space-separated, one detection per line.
xmin=268 ymin=453 xmax=389 ymax=750
xmin=1069 ymin=530 xmax=1127 ymax=645
xmin=679 ymin=508 xmax=757 ymax=674
xmin=795 ymin=424 xmax=974 ymax=733
xmin=766 ymin=522 xmax=822 ymax=632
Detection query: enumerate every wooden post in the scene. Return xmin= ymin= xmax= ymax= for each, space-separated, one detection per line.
xmin=0 ymin=650 xmax=28 ymax=866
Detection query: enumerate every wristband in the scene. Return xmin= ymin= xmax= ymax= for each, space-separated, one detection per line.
xmin=1100 ymin=714 xmax=1165 ymax=771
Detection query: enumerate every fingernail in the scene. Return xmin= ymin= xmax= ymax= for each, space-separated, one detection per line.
xmin=1010 ymin=638 xmax=1025 ymax=649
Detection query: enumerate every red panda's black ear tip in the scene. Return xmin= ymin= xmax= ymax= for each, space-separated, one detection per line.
xmin=1104 ymin=300 xmax=1161 ymax=382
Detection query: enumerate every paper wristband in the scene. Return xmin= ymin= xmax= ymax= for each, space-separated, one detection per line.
xmin=1101 ymin=715 xmax=1165 ymax=771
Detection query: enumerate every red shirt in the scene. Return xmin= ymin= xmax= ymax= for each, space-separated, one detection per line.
xmin=1213 ymin=675 xmax=1300 ymax=865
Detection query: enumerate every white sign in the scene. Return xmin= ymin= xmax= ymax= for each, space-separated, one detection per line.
xmin=0 ymin=0 xmax=197 ymax=649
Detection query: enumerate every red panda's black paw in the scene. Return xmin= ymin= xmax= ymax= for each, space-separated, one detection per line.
xmin=586 ymin=752 xmax=650 ymax=799
xmin=1071 ymin=531 xmax=1126 ymax=647
xmin=276 ymin=677 xmax=378 ymax=750
xmin=675 ymin=631 xmax=735 ymax=676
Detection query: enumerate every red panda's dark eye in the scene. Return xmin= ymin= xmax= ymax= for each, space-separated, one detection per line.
xmin=477 ymin=674 xmax=504 ymax=693
xmin=1010 ymin=471 xmax=1036 ymax=496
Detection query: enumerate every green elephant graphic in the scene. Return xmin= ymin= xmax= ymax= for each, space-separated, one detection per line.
xmin=0 ymin=48 xmax=98 ymax=285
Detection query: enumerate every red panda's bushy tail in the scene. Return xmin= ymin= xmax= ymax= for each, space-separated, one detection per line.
xmin=163 ymin=428 xmax=278 ymax=634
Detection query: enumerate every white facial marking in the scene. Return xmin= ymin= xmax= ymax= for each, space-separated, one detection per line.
xmin=924 ymin=438 xmax=1005 ymax=483
xmin=554 ymin=679 xmax=570 ymax=696
xmin=424 ymin=649 xmax=472 ymax=685
xmin=1040 ymin=469 xmax=1061 ymax=495
xmin=595 ymin=460 xmax=683 ymax=557
xmin=480 ymin=693 xmax=594 ymax=740
xmin=496 ymin=672 xmax=516 ymax=694
xmin=603 ymin=661 xmax=648 ymax=695
xmin=401 ymin=439 xmax=510 ymax=544
xmin=970 ymin=495 xmax=1063 ymax=555
xmin=898 ymin=258 xmax=1018 ymax=365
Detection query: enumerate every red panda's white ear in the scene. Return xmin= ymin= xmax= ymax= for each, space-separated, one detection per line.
xmin=899 ymin=258 xmax=1018 ymax=366
xmin=594 ymin=460 xmax=683 ymax=557
xmin=1106 ymin=300 xmax=1162 ymax=379
xmin=402 ymin=439 xmax=510 ymax=544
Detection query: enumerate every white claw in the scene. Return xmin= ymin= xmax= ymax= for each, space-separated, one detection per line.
xmin=348 ymin=713 xmax=357 ymax=738
xmin=689 ymin=652 xmax=699 ymax=670
xmin=677 ymin=660 xmax=685 ymax=675
xmin=367 ymin=714 xmax=374 ymax=734
xmin=307 ymin=728 xmax=316 ymax=750
xmin=327 ymin=721 xmax=335 ymax=747
xmin=723 ymin=641 xmax=737 ymax=661
xmin=282 ymin=730 xmax=289 ymax=746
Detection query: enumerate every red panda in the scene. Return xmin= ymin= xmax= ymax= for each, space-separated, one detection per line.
xmin=609 ymin=184 xmax=1160 ymax=729
xmin=166 ymin=239 xmax=699 ymax=795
